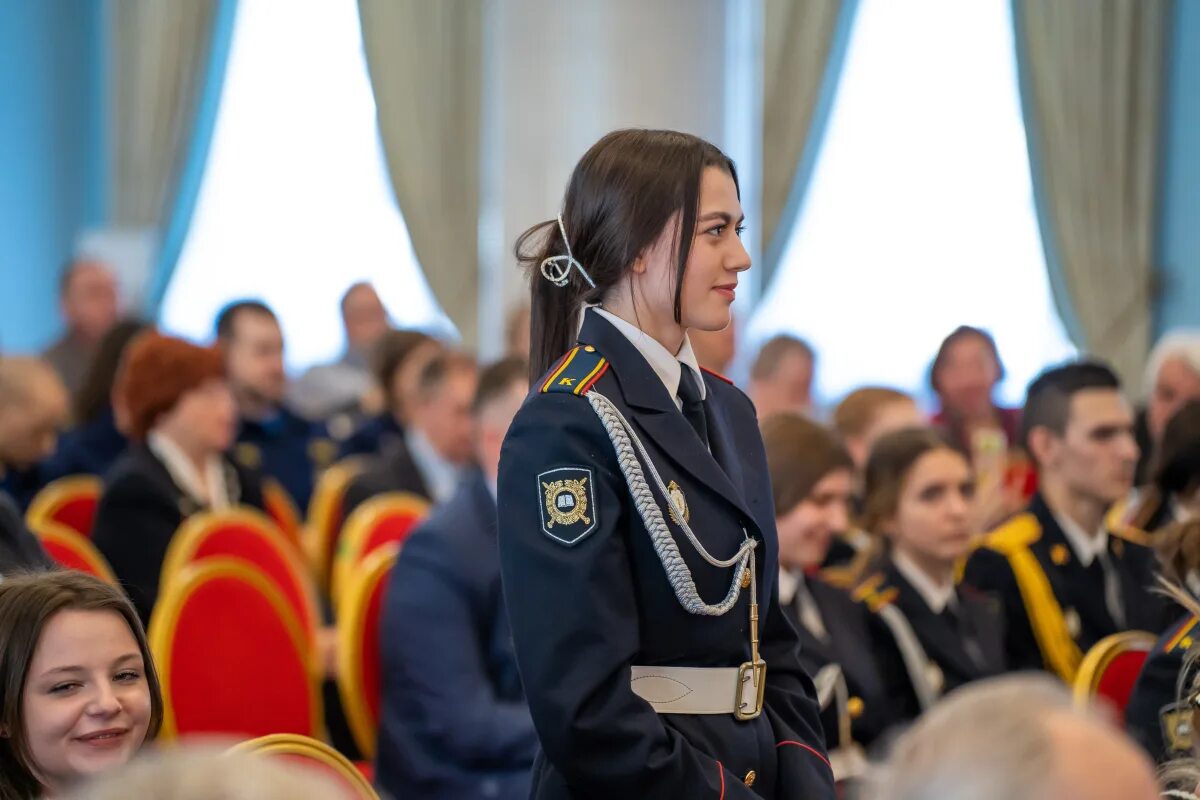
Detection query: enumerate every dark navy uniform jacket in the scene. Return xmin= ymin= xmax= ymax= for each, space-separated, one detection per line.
xmin=784 ymin=575 xmax=891 ymax=748
xmin=1126 ymin=613 xmax=1198 ymax=762
xmin=0 ymin=490 xmax=50 ymax=575
xmin=338 ymin=412 xmax=405 ymax=459
xmin=859 ymin=559 xmax=1006 ymax=726
xmin=497 ymin=309 xmax=834 ymax=800
xmin=377 ymin=469 xmax=536 ymax=800
xmin=41 ymin=408 xmax=128 ymax=483
xmin=0 ymin=462 xmax=44 ymax=512
xmin=963 ymin=494 xmax=1166 ymax=679
xmin=232 ymin=406 xmax=336 ymax=512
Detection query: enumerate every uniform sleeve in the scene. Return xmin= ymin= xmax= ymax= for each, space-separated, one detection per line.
xmin=497 ymin=393 xmax=760 ymax=799
xmin=757 ymin=592 xmax=836 ymax=790
xmin=962 ymin=548 xmax=1043 ymax=672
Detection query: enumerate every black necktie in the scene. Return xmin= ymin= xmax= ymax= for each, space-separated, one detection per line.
xmin=677 ymin=365 xmax=709 ymax=451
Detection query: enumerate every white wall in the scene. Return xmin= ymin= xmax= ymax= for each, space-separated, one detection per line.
xmin=478 ymin=0 xmax=752 ymax=358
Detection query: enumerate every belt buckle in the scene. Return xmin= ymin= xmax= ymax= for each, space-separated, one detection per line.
xmin=734 ymin=660 xmax=767 ymax=721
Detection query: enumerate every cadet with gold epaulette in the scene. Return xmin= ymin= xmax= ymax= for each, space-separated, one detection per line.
xmin=963 ymin=362 xmax=1168 ymax=682
xmin=498 ymin=130 xmax=834 ymax=799
xmin=215 ymin=301 xmax=337 ymax=511
xmin=853 ymin=428 xmax=1006 ymax=726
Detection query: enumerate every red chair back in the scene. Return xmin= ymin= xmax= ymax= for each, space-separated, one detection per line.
xmin=160 ymin=508 xmax=319 ymax=643
xmin=262 ymin=478 xmax=304 ymax=556
xmin=27 ymin=476 xmax=103 ymax=538
xmin=149 ymin=559 xmax=321 ymax=739
xmin=332 ymin=493 xmax=428 ymax=606
xmin=336 ymin=544 xmax=398 ymax=759
xmin=229 ymin=734 xmax=379 ymax=799
xmin=33 ymin=522 xmax=117 ymax=584
xmin=1073 ymin=631 xmax=1156 ymax=723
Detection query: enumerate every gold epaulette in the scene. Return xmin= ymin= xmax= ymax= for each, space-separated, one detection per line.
xmin=983 ymin=512 xmax=1042 ymax=555
xmin=1110 ymin=522 xmax=1152 ymax=547
xmin=852 ymin=573 xmax=898 ymax=613
xmin=1106 ymin=493 xmax=1153 ymax=546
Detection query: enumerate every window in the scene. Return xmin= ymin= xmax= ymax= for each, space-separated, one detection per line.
xmin=159 ymin=0 xmax=448 ymax=372
xmin=746 ymin=0 xmax=1075 ymax=408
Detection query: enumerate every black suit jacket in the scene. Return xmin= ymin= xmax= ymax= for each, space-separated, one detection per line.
xmin=0 ymin=490 xmax=51 ymax=575
xmin=91 ymin=445 xmax=265 ymax=623
xmin=784 ymin=575 xmax=891 ymax=748
xmin=341 ymin=438 xmax=432 ymax=521
xmin=498 ymin=309 xmax=834 ymax=800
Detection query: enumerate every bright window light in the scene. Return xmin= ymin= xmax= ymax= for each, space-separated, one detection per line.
xmin=160 ymin=0 xmax=449 ymax=372
xmin=747 ymin=0 xmax=1076 ymax=408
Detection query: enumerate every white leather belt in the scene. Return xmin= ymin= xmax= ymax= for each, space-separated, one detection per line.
xmin=631 ymin=664 xmax=766 ymax=717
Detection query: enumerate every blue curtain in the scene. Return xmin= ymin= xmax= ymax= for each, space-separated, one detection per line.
xmin=759 ymin=0 xmax=860 ymax=294
xmin=141 ymin=0 xmax=239 ymax=317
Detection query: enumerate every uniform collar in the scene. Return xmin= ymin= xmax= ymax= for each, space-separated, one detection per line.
xmin=1053 ymin=509 xmax=1109 ymax=567
xmin=147 ymin=431 xmax=231 ymax=509
xmin=590 ymin=307 xmax=705 ymax=404
xmin=893 ymin=549 xmax=956 ymax=614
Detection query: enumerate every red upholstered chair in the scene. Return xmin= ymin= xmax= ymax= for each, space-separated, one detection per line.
xmin=1073 ymin=631 xmax=1157 ymax=723
xmin=26 ymin=475 xmax=103 ymax=538
xmin=32 ymin=521 xmax=118 ymax=584
xmin=148 ymin=559 xmax=322 ymax=739
xmin=229 ymin=734 xmax=379 ymax=799
xmin=305 ymin=458 xmax=365 ymax=592
xmin=331 ymin=493 xmax=428 ymax=608
xmin=262 ymin=478 xmax=304 ymax=557
xmin=159 ymin=508 xmax=320 ymax=647
xmin=336 ymin=544 xmax=399 ymax=759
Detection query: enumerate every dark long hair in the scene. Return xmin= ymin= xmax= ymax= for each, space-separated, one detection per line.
xmin=74 ymin=319 xmax=149 ymax=425
xmin=0 ymin=571 xmax=163 ymax=799
xmin=516 ymin=129 xmax=739 ymax=383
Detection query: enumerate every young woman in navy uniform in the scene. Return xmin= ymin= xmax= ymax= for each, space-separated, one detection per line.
xmin=853 ymin=427 xmax=1007 ymax=727
xmin=497 ymin=129 xmax=834 ymax=799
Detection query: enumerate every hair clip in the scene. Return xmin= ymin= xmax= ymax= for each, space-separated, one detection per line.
xmin=540 ymin=214 xmax=596 ymax=289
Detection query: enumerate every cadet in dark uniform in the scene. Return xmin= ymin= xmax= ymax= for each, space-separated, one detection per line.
xmin=964 ymin=362 xmax=1167 ymax=682
xmin=214 ymin=301 xmax=336 ymax=511
xmin=759 ymin=413 xmax=890 ymax=755
xmin=1111 ymin=400 xmax=1200 ymax=544
xmin=498 ymin=130 xmax=834 ymax=800
xmin=1126 ymin=518 xmax=1200 ymax=762
xmin=853 ymin=428 xmax=1005 ymax=726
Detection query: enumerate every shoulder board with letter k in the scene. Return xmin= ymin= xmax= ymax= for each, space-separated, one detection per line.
xmin=541 ymin=345 xmax=609 ymax=396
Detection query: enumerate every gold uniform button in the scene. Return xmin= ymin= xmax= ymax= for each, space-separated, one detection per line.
xmin=743 ymin=770 xmax=756 ymax=787
xmin=848 ymin=696 xmax=865 ymax=719
xmin=740 ymin=570 xmax=752 ymax=589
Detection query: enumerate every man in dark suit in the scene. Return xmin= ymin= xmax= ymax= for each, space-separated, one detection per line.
xmin=376 ymin=357 xmax=536 ymax=800
xmin=964 ymin=362 xmax=1166 ymax=682
xmin=215 ymin=301 xmax=335 ymax=511
xmin=342 ymin=351 xmax=478 ymax=517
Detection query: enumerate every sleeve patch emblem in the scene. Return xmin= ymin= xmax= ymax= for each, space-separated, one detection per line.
xmin=538 ymin=467 xmax=598 ymax=546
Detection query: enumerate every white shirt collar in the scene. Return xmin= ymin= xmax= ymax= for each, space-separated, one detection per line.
xmin=405 ymin=428 xmax=461 ymax=505
xmin=1053 ymin=511 xmax=1109 ymax=567
xmin=893 ymin=549 xmax=956 ymax=614
xmin=778 ymin=567 xmax=801 ymax=606
xmin=591 ymin=307 xmax=705 ymax=407
xmin=147 ymin=431 xmax=231 ymax=509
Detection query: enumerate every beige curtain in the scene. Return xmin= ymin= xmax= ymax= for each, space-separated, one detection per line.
xmin=358 ymin=0 xmax=482 ymax=346
xmin=1015 ymin=0 xmax=1171 ymax=384
xmin=111 ymin=1 xmax=220 ymax=227
xmin=760 ymin=0 xmax=846 ymax=284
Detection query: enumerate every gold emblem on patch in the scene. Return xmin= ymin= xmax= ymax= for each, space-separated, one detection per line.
xmin=543 ymin=477 xmax=591 ymax=528
xmin=667 ymin=480 xmax=690 ymax=524
xmin=1050 ymin=544 xmax=1070 ymax=566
